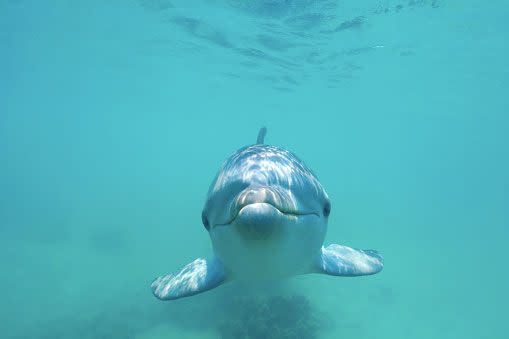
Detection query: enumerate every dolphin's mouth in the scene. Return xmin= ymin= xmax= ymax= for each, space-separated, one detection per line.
xmin=214 ymin=202 xmax=319 ymax=227
xmin=211 ymin=186 xmax=320 ymax=228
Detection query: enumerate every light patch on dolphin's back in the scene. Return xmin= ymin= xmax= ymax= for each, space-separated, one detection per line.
xmin=209 ymin=145 xmax=327 ymax=200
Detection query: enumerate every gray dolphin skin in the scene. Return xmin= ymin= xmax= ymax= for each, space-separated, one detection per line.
xmin=151 ymin=128 xmax=383 ymax=300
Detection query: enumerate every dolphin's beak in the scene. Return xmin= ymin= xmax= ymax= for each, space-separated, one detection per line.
xmin=228 ymin=187 xmax=306 ymax=240
xmin=212 ymin=187 xmax=291 ymax=229
xmin=212 ymin=186 xmax=319 ymax=231
xmin=235 ymin=186 xmax=290 ymax=214
xmin=234 ymin=202 xmax=284 ymax=239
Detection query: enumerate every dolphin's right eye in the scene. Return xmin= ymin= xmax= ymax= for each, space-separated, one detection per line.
xmin=323 ymin=202 xmax=331 ymax=217
xmin=202 ymin=212 xmax=210 ymax=230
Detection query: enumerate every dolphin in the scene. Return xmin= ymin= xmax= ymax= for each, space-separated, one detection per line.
xmin=151 ymin=128 xmax=383 ymax=300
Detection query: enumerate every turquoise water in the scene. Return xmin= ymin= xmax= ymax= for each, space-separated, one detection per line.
xmin=1 ymin=0 xmax=508 ymax=338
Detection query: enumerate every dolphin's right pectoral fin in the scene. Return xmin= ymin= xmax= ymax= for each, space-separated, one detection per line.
xmin=315 ymin=244 xmax=384 ymax=276
xmin=151 ymin=256 xmax=228 ymax=300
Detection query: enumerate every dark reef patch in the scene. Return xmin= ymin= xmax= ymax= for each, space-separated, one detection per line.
xmin=218 ymin=294 xmax=324 ymax=339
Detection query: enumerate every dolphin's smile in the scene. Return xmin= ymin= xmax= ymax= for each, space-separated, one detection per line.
xmin=237 ymin=202 xmax=318 ymax=218
xmin=215 ymin=203 xmax=319 ymax=227
xmin=214 ymin=186 xmax=319 ymax=228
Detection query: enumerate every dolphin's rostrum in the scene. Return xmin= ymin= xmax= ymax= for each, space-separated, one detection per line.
xmin=151 ymin=128 xmax=383 ymax=300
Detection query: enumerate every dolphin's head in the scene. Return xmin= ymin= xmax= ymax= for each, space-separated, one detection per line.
xmin=202 ymin=144 xmax=331 ymax=279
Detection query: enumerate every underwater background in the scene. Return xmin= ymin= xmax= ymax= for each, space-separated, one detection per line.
xmin=1 ymin=0 xmax=508 ymax=338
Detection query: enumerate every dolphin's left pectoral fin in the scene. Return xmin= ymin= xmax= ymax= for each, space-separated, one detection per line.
xmin=151 ymin=256 xmax=228 ymax=300
xmin=315 ymin=244 xmax=384 ymax=277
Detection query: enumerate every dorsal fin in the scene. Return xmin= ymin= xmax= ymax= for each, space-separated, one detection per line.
xmin=256 ymin=127 xmax=267 ymax=144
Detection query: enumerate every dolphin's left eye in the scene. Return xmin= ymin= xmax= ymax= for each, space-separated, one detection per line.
xmin=202 ymin=211 xmax=210 ymax=230
xmin=323 ymin=202 xmax=331 ymax=217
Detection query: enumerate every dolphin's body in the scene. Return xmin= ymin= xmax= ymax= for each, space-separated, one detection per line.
xmin=151 ymin=129 xmax=383 ymax=300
